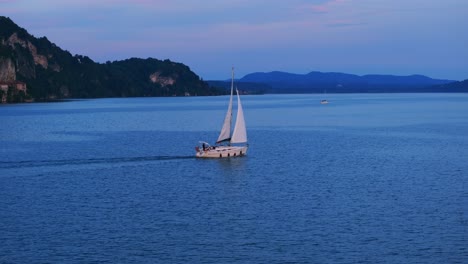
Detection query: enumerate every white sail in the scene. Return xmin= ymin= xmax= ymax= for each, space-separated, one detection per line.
xmin=230 ymin=89 xmax=247 ymax=144
xmin=216 ymin=69 xmax=234 ymax=143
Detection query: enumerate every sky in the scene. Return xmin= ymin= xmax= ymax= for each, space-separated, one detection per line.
xmin=2 ymin=0 xmax=468 ymax=80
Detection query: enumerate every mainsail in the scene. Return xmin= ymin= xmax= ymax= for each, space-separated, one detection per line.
xmin=230 ymin=89 xmax=247 ymax=144
xmin=216 ymin=69 xmax=234 ymax=143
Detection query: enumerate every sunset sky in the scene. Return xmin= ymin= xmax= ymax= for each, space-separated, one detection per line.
xmin=2 ymin=0 xmax=468 ymax=80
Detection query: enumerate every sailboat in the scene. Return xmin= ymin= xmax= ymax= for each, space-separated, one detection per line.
xmin=195 ymin=68 xmax=248 ymax=158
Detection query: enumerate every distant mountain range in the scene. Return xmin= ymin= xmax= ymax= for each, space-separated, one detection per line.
xmin=209 ymin=71 xmax=468 ymax=93
xmin=0 ymin=16 xmax=221 ymax=103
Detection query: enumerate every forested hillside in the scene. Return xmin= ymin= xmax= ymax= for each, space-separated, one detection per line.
xmin=0 ymin=16 xmax=222 ymax=103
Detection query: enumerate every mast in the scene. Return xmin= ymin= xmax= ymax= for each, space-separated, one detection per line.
xmin=216 ymin=68 xmax=234 ymax=144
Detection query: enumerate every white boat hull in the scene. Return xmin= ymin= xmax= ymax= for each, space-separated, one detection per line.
xmin=196 ymin=146 xmax=248 ymax=158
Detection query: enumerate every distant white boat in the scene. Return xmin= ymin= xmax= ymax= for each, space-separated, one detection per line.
xmin=195 ymin=68 xmax=248 ymax=158
xmin=321 ymin=90 xmax=329 ymax=104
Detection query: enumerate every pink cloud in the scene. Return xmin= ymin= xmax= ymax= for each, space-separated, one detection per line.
xmin=311 ymin=5 xmax=328 ymax=13
xmin=302 ymin=0 xmax=348 ymax=14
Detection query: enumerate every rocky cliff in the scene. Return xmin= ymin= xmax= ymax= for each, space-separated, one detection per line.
xmin=0 ymin=57 xmax=15 ymax=81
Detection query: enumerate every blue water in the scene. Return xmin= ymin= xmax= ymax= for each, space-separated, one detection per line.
xmin=1 ymin=94 xmax=467 ymax=263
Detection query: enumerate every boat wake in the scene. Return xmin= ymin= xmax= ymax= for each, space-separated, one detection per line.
xmin=0 ymin=155 xmax=195 ymax=169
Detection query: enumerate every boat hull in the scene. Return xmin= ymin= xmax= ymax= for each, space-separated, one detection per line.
xmin=196 ymin=146 xmax=248 ymax=158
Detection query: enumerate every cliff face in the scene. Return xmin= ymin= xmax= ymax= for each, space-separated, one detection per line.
xmin=0 ymin=45 xmax=31 ymax=103
xmin=0 ymin=16 xmax=221 ymax=103
xmin=150 ymin=72 xmax=176 ymax=87
xmin=6 ymin=33 xmax=47 ymax=75
xmin=0 ymin=57 xmax=15 ymax=81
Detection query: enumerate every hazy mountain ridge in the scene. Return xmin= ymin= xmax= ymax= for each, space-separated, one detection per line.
xmin=237 ymin=71 xmax=463 ymax=93
xmin=431 ymin=79 xmax=468 ymax=92
xmin=0 ymin=16 xmax=221 ymax=103
xmin=206 ymin=80 xmax=271 ymax=94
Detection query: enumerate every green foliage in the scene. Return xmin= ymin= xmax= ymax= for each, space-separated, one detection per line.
xmin=0 ymin=17 xmax=29 ymax=39
xmin=5 ymin=87 xmax=29 ymax=103
xmin=0 ymin=45 xmax=14 ymax=59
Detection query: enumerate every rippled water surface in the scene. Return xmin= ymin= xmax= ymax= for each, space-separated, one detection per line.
xmin=1 ymin=94 xmax=467 ymax=263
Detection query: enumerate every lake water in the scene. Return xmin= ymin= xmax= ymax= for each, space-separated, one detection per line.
xmin=1 ymin=94 xmax=467 ymax=263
